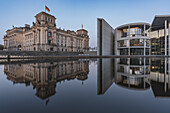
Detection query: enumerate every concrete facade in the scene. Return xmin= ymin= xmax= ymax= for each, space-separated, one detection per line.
xmin=3 ymin=12 xmax=89 ymax=52
xmin=97 ymin=59 xmax=115 ymax=94
xmin=97 ymin=18 xmax=115 ymax=56
xmin=97 ymin=15 xmax=170 ymax=56
xmin=116 ymin=23 xmax=151 ymax=56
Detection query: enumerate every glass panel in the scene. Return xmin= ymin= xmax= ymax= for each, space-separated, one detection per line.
xmin=120 ymin=49 xmax=129 ymax=55
xmin=121 ymin=27 xmax=144 ymax=37
xmin=130 ymin=48 xmax=144 ymax=55
xmin=130 ymin=39 xmax=144 ymax=46
xmin=146 ymin=39 xmax=150 ymax=47
xmin=118 ymin=40 xmax=129 ymax=47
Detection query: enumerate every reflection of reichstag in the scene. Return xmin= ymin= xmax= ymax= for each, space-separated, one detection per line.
xmin=4 ymin=60 xmax=89 ymax=100
xmin=98 ymin=58 xmax=170 ymax=98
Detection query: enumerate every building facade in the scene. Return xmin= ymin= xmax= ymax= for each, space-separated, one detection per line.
xmin=3 ymin=12 xmax=89 ymax=52
xmin=97 ymin=15 xmax=170 ymax=56
xmin=116 ymin=23 xmax=150 ymax=55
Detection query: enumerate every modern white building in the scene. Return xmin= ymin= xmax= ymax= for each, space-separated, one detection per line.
xmin=97 ymin=15 xmax=170 ymax=56
xmin=115 ymin=23 xmax=150 ymax=55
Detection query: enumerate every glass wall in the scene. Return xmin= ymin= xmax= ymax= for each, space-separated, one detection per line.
xmin=118 ymin=58 xmax=150 ymax=65
xmin=150 ymin=28 xmax=169 ymax=55
xmin=120 ymin=49 xmax=129 ymax=55
xmin=146 ymin=39 xmax=150 ymax=47
xmin=130 ymin=48 xmax=144 ymax=55
xmin=118 ymin=40 xmax=129 ymax=47
xmin=121 ymin=27 xmax=144 ymax=38
xmin=129 ymin=67 xmax=150 ymax=75
xmin=118 ymin=66 xmax=150 ymax=75
xmin=128 ymin=28 xmax=143 ymax=37
xmin=146 ymin=48 xmax=149 ymax=55
xmin=130 ymin=39 xmax=144 ymax=47
xmin=121 ymin=29 xmax=128 ymax=37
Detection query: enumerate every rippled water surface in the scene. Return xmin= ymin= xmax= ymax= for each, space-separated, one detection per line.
xmin=1 ymin=58 xmax=170 ymax=113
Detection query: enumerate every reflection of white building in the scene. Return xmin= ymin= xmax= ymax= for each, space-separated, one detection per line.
xmin=97 ymin=57 xmax=170 ymax=97
xmin=115 ymin=58 xmax=150 ymax=90
xmin=150 ymin=58 xmax=170 ymax=97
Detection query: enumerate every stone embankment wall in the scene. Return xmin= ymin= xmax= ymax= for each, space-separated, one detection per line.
xmin=0 ymin=51 xmax=83 ymax=56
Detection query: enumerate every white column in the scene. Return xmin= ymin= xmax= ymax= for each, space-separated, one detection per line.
xmin=165 ymin=20 xmax=167 ymax=56
xmin=165 ymin=57 xmax=167 ymax=92
xmin=168 ymin=58 xmax=170 ymax=90
xmin=149 ymin=28 xmax=151 ymax=55
xmin=128 ymin=25 xmax=130 ymax=56
xmin=144 ymin=39 xmax=146 ymax=56
xmin=144 ymin=58 xmax=146 ymax=75
xmin=144 ymin=24 xmax=146 ymax=36
xmin=144 ymin=25 xmax=146 ymax=56
xmin=169 ymin=23 xmax=170 ymax=56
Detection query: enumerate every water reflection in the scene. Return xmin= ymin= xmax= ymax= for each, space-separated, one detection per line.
xmin=4 ymin=60 xmax=89 ymax=100
xmin=116 ymin=58 xmax=150 ymax=90
xmin=3 ymin=58 xmax=170 ymax=100
xmin=98 ymin=58 xmax=170 ymax=98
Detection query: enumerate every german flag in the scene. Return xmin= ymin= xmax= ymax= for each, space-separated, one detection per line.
xmin=45 ymin=6 xmax=50 ymax=12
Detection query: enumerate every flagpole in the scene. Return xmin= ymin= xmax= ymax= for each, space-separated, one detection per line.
xmin=45 ymin=6 xmax=46 ymax=13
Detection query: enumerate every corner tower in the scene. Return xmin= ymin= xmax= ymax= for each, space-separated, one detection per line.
xmin=33 ymin=12 xmax=57 ymax=51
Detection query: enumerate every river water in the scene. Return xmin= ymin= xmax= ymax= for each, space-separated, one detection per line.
xmin=0 ymin=58 xmax=170 ymax=113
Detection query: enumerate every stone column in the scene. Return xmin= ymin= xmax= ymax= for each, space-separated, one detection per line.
xmin=33 ymin=30 xmax=35 ymax=45
xmin=45 ymin=30 xmax=47 ymax=51
xmin=4 ymin=40 xmax=6 ymax=49
xmin=7 ymin=40 xmax=9 ymax=49
xmin=38 ymin=29 xmax=40 ymax=51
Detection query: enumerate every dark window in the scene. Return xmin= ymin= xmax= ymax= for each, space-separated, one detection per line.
xmin=48 ymin=32 xmax=52 ymax=37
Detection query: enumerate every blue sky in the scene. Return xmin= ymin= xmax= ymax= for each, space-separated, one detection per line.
xmin=1 ymin=0 xmax=170 ymax=47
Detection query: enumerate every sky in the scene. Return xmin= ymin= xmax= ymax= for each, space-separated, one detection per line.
xmin=1 ymin=0 xmax=170 ymax=47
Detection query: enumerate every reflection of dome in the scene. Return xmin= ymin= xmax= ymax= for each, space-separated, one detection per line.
xmin=77 ymin=74 xmax=88 ymax=81
xmin=116 ymin=75 xmax=150 ymax=90
xmin=67 ymin=75 xmax=76 ymax=81
xmin=34 ymin=82 xmax=56 ymax=100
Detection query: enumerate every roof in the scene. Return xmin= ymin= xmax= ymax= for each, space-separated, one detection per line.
xmin=35 ymin=11 xmax=56 ymax=19
xmin=77 ymin=29 xmax=88 ymax=32
xmin=116 ymin=22 xmax=150 ymax=30
xmin=151 ymin=15 xmax=170 ymax=31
